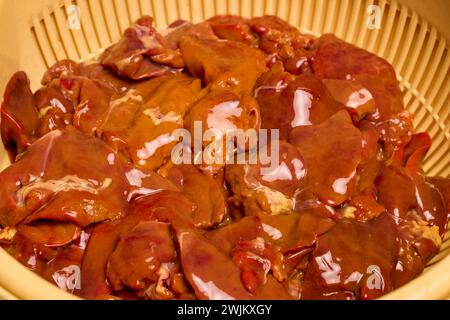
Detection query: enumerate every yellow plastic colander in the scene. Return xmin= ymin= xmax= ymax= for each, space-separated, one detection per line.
xmin=0 ymin=0 xmax=448 ymax=300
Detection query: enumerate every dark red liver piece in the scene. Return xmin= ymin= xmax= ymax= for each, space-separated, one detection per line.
xmin=100 ymin=16 xmax=181 ymax=80
xmin=0 ymin=129 xmax=129 ymax=228
xmin=301 ymin=213 xmax=399 ymax=300
xmin=1 ymin=72 xmax=39 ymax=158
xmin=290 ymin=110 xmax=362 ymax=206
xmin=256 ymin=63 xmax=344 ymax=139
xmin=311 ymin=34 xmax=404 ymax=122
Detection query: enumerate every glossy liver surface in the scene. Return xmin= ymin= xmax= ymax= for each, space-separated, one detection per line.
xmin=0 ymin=15 xmax=449 ymax=300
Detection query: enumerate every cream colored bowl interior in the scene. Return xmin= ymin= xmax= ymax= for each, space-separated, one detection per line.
xmin=0 ymin=0 xmax=449 ymax=300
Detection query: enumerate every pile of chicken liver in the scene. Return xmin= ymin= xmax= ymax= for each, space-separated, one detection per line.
xmin=0 ymin=15 xmax=449 ymax=300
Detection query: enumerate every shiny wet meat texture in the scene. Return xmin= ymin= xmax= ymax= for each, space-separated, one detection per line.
xmin=311 ymin=34 xmax=405 ymax=122
xmin=0 ymin=15 xmax=449 ymax=300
